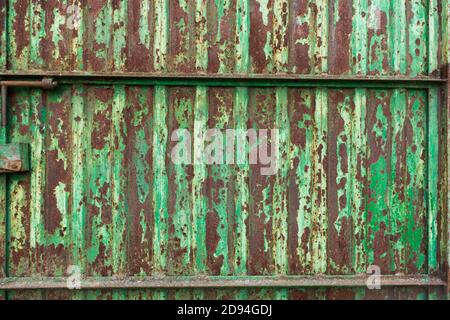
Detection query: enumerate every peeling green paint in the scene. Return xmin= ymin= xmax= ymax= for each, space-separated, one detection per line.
xmin=311 ymin=88 xmax=328 ymax=274
xmin=153 ymin=0 xmax=169 ymax=71
xmin=152 ymin=86 xmax=169 ymax=273
xmin=257 ymin=0 xmax=270 ymax=26
xmin=193 ymin=87 xmax=207 ymax=273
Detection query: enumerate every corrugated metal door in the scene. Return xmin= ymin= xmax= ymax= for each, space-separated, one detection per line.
xmin=0 ymin=0 xmax=449 ymax=299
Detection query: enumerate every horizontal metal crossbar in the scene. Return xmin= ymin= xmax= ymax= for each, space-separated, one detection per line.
xmin=0 ymin=72 xmax=446 ymax=88
xmin=0 ymin=275 xmax=446 ymax=290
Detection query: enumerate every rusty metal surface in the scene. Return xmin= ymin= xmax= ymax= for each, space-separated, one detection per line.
xmin=0 ymin=79 xmax=57 ymax=88
xmin=1 ymin=84 xmax=5 ymax=126
xmin=0 ymin=71 xmax=447 ymax=90
xmin=2 ymin=286 xmax=448 ymax=300
xmin=0 ymin=275 xmax=446 ymax=290
xmin=0 ymin=0 xmax=447 ymax=77
xmin=1 ymin=78 xmax=57 ymax=126
xmin=0 ymin=0 xmax=448 ymax=300
xmin=0 ymin=84 xmax=446 ymax=300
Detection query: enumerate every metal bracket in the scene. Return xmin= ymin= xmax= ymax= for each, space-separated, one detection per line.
xmin=0 ymin=143 xmax=29 ymax=173
xmin=0 ymin=78 xmax=58 ymax=127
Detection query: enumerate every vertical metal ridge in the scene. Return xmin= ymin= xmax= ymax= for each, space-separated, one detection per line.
xmin=428 ymin=87 xmax=439 ymax=273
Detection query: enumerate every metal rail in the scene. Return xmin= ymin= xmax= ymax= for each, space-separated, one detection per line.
xmin=0 ymin=72 xmax=446 ymax=88
xmin=0 ymin=275 xmax=446 ymax=290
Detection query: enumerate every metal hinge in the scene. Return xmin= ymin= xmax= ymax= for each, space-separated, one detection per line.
xmin=0 ymin=78 xmax=58 ymax=127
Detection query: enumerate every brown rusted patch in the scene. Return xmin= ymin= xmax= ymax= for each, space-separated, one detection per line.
xmin=168 ymin=1 xmax=195 ymax=73
xmin=84 ymin=0 xmax=109 ymax=71
xmin=11 ymin=0 xmax=30 ymax=64
xmin=205 ymin=208 xmax=223 ymax=275
xmin=290 ymin=18 xmax=310 ymax=74
xmin=329 ymin=0 xmax=352 ymax=75
xmin=38 ymin=1 xmax=60 ymax=70
xmin=44 ymin=150 xmax=65 ymax=233
xmin=326 ymin=89 xmax=352 ymax=274
xmin=325 ymin=287 xmax=356 ymax=300
xmin=38 ymin=243 xmax=68 ymax=276
xmin=90 ymin=242 xmax=113 ymax=276
xmin=44 ymin=90 xmax=72 ymax=236
xmin=207 ymin=0 xmax=236 ymax=73
xmin=89 ymin=0 xmax=105 ymax=16
xmin=125 ymin=0 xmax=153 ymax=72
xmin=250 ymin=0 xmax=274 ymax=73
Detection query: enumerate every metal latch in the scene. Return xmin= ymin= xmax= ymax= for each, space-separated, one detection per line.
xmin=0 ymin=78 xmax=57 ymax=173
xmin=1 ymin=78 xmax=58 ymax=127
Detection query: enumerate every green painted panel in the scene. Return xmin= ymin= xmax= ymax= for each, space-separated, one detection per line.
xmin=0 ymin=85 xmax=445 ymax=298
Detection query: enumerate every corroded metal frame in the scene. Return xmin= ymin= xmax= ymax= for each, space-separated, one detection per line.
xmin=0 ymin=275 xmax=446 ymax=290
